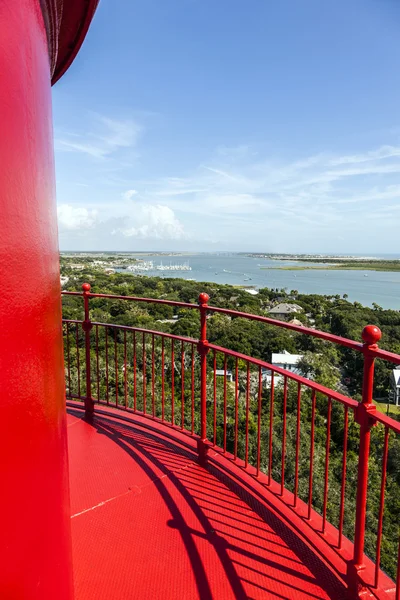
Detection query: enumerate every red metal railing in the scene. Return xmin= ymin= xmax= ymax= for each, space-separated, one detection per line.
xmin=62 ymin=284 xmax=400 ymax=599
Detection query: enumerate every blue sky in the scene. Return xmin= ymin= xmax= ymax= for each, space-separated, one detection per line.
xmin=53 ymin=0 xmax=400 ymax=254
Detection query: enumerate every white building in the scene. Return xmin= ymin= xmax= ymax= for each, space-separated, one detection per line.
xmin=215 ymin=370 xmax=234 ymax=382
xmin=271 ymin=350 xmax=303 ymax=375
xmin=390 ymin=369 xmax=400 ymax=406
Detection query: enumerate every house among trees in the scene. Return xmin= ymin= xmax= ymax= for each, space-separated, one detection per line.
xmin=271 ymin=350 xmax=304 ymax=374
xmin=390 ymin=369 xmax=400 ymax=406
xmin=268 ymin=302 xmax=303 ymax=320
xmin=261 ymin=350 xmax=304 ymax=388
xmin=215 ymin=369 xmax=234 ymax=382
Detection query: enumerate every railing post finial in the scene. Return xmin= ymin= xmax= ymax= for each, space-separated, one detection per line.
xmin=347 ymin=324 xmax=381 ymax=597
xmin=82 ymin=283 xmax=94 ymax=417
xmin=361 ymin=324 xmax=381 ymax=348
xmin=198 ymin=292 xmax=210 ymax=465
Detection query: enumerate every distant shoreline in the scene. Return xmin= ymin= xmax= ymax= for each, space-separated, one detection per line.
xmin=261 ymin=262 xmax=400 ymax=272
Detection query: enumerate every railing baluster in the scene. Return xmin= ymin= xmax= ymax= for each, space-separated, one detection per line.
xmin=338 ymin=405 xmax=349 ymax=550
xmin=66 ymin=322 xmax=71 ymax=396
xmin=76 ymin=323 xmax=81 ymax=399
xmin=181 ymin=340 xmax=185 ymax=429
xmin=105 ymin=327 xmax=109 ymax=405
xmin=281 ymin=376 xmax=288 ymax=496
xmin=294 ymin=382 xmax=301 ymax=508
xmin=161 ymin=336 xmax=165 ymax=421
xmin=171 ymin=339 xmax=175 ymax=425
xmin=223 ymin=354 xmax=227 ymax=453
xmin=142 ymin=332 xmax=146 ymax=414
xmin=152 ymin=334 xmax=155 ymax=418
xmin=81 ymin=283 xmax=93 ymax=415
xmin=198 ymin=293 xmax=210 ymax=463
xmin=308 ymin=390 xmax=316 ymax=520
xmin=124 ymin=330 xmax=127 ymax=409
xmin=322 ymin=397 xmax=332 ymax=534
xmin=234 ymin=357 xmax=239 ymax=460
xmin=133 ymin=330 xmax=137 ymax=412
xmin=96 ymin=325 xmax=100 ymax=402
xmin=213 ymin=350 xmax=217 ymax=446
xmin=191 ymin=344 xmax=195 ymax=434
xmin=114 ymin=330 xmax=118 ymax=407
xmin=256 ymin=365 xmax=262 ymax=477
xmin=268 ymin=371 xmax=275 ymax=486
xmin=245 ymin=362 xmax=250 ymax=468
xmin=374 ymin=426 xmax=389 ymax=588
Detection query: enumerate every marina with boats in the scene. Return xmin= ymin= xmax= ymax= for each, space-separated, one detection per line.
xmin=127 ymin=260 xmax=192 ymax=273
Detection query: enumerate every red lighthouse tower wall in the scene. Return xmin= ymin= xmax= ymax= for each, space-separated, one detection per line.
xmin=0 ymin=0 xmax=91 ymax=597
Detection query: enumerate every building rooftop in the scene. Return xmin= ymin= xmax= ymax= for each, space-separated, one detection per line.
xmin=269 ymin=303 xmax=303 ymax=315
xmin=271 ymin=350 xmax=304 ymax=366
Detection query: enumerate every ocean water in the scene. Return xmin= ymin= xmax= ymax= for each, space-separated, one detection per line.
xmin=117 ymin=254 xmax=400 ymax=310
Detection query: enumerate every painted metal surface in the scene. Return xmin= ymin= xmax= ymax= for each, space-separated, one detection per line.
xmin=0 ymin=1 xmax=73 ymax=597
xmin=62 ymin=287 xmax=400 ymax=598
xmin=0 ymin=0 xmax=98 ymax=596
xmin=38 ymin=0 xmax=99 ymax=84
xmin=67 ymin=408 xmax=349 ymax=600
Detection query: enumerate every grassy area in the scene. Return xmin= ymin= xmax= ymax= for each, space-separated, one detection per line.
xmin=261 ymin=259 xmax=400 ymax=271
xmin=260 ymin=263 xmax=400 ymax=272
xmin=373 ymin=399 xmax=400 ymax=417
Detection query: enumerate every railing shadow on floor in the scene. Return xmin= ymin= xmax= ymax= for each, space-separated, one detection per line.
xmin=68 ymin=407 xmax=348 ymax=600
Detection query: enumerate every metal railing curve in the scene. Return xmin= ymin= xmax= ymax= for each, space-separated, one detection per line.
xmin=62 ymin=283 xmax=400 ymax=599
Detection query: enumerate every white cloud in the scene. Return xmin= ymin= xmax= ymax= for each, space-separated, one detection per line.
xmin=57 ymin=204 xmax=98 ymax=230
xmin=122 ymin=189 xmax=138 ymax=201
xmin=56 ymin=138 xmax=400 ymax=252
xmin=114 ymin=204 xmax=186 ymax=240
xmin=55 ymin=116 xmax=141 ymax=159
xmin=329 ymin=145 xmax=400 ymax=166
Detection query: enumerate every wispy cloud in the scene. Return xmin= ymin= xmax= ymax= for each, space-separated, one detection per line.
xmin=56 ymin=138 xmax=400 ymax=251
xmin=55 ymin=115 xmax=141 ymax=159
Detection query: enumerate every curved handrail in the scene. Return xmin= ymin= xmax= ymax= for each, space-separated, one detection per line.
xmin=61 ymin=290 xmax=400 ymax=363
xmin=62 ymin=290 xmax=197 ymax=310
xmin=207 ymin=342 xmax=359 ymax=409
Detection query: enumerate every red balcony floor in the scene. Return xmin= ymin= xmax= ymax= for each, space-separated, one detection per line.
xmin=67 ymin=407 xmax=349 ymax=599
